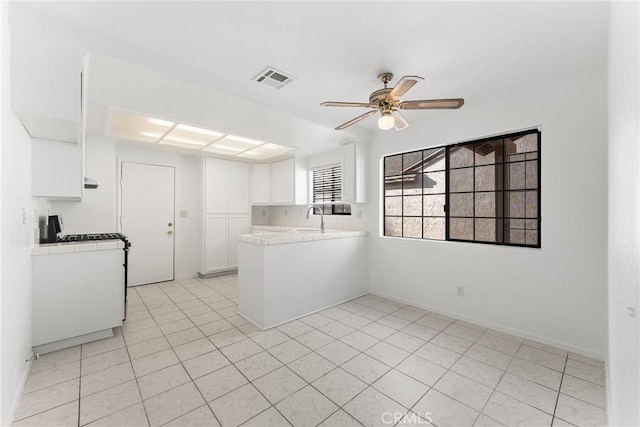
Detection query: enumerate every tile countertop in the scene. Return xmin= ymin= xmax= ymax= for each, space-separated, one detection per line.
xmin=240 ymin=225 xmax=368 ymax=246
xmin=31 ymin=240 xmax=125 ymax=256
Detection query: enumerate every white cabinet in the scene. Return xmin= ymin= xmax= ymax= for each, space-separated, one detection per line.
xmin=229 ymin=162 xmax=250 ymax=213
xmin=204 ymin=215 xmax=229 ymax=272
xmin=204 ymin=158 xmax=250 ymax=214
xmin=341 ymin=142 xmax=367 ymax=203
xmin=251 ymin=163 xmax=271 ymax=204
xmin=32 ymin=138 xmax=83 ymax=199
xmin=269 ymin=157 xmax=307 ymax=205
xmin=201 ymin=158 xmax=251 ymax=274
xmin=203 ymin=215 xmax=250 ymax=273
xmin=228 ymin=216 xmax=251 ymax=268
xmin=11 ymin=31 xmax=82 ymax=143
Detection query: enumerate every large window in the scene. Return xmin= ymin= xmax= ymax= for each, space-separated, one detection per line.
xmin=383 ymin=129 xmax=540 ymax=247
xmin=312 ymin=165 xmax=351 ymax=215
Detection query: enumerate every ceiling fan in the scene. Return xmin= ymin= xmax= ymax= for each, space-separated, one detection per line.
xmin=320 ymin=72 xmax=464 ymax=131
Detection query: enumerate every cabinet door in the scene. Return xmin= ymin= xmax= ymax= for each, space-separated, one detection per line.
xmin=32 ymin=138 xmax=83 ymax=198
xmin=228 ymin=216 xmax=250 ymax=268
xmin=204 ymin=215 xmax=228 ymax=272
xmin=11 ymin=32 xmax=81 ymax=143
xmin=270 ymin=158 xmax=295 ymax=204
xmin=251 ymin=163 xmax=271 ymax=204
xmin=205 ymin=158 xmax=228 ymax=214
xmin=228 ymin=161 xmax=250 ymax=214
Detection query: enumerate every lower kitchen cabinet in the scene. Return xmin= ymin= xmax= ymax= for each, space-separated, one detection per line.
xmin=32 ymin=248 xmax=124 ymax=353
xmin=203 ymin=215 xmax=250 ymax=274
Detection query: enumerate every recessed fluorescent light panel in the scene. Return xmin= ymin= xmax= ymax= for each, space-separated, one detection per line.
xmin=160 ymin=124 xmax=224 ymax=149
xmin=106 ymin=108 xmax=296 ymax=160
xmin=237 ymin=143 xmax=295 ymax=160
xmin=106 ymin=109 xmax=175 ymax=143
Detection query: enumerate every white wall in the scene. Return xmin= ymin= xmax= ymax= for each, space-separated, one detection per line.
xmin=49 ymin=137 xmax=117 ymax=234
xmin=1 ymin=9 xmax=35 ymax=421
xmin=607 ymin=1 xmax=640 ymax=425
xmin=50 ymin=139 xmax=201 ymax=280
xmin=367 ymin=67 xmax=608 ymax=358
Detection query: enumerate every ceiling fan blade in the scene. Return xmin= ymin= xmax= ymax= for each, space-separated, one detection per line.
xmin=399 ymin=98 xmax=465 ymax=110
xmin=321 ymin=101 xmax=376 ymax=108
xmin=388 ymin=75 xmax=424 ymax=99
xmin=391 ymin=110 xmax=409 ymax=131
xmin=335 ymin=110 xmax=378 ymax=130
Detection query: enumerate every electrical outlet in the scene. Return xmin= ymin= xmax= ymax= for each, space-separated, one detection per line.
xmin=261 ymin=209 xmax=266 ymax=217
xmin=357 ymin=210 xmax=363 ymax=219
xmin=284 ymin=209 xmax=288 ymax=217
xmin=456 ymin=285 xmax=465 ymax=297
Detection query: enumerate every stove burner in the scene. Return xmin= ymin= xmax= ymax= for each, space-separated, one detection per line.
xmin=58 ymin=233 xmax=128 ymax=243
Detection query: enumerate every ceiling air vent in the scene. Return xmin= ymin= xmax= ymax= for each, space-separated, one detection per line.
xmin=252 ymin=66 xmax=295 ymax=89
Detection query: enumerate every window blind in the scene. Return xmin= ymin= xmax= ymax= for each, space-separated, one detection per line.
xmin=312 ymin=165 xmax=342 ymax=204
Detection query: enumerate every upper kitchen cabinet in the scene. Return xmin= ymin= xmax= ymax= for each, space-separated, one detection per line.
xmin=341 ymin=142 xmax=367 ymax=203
xmin=11 ymin=32 xmax=84 ymax=144
xmin=251 ymin=163 xmax=271 ymax=205
xmin=270 ymin=157 xmax=307 ymax=205
xmin=204 ymin=157 xmax=250 ymax=214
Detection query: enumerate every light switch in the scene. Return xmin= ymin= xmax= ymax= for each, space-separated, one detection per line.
xmin=180 ymin=210 xmax=188 ymax=218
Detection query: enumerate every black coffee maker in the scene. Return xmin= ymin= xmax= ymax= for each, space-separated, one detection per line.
xmin=44 ymin=215 xmax=62 ymax=243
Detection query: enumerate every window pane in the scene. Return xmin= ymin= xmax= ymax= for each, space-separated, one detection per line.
xmin=525 ymin=161 xmax=538 ymax=189
xmin=385 ymin=197 xmax=402 ymax=216
xmin=475 ymin=192 xmax=502 ymax=217
xmin=525 ymin=230 xmax=539 ymax=246
xmin=385 ymin=177 xmax=402 ymax=196
xmin=525 ymin=191 xmax=538 ymax=218
xmin=423 ymin=195 xmax=445 ymax=217
xmin=403 ymin=173 xmax=422 ymax=195
xmin=423 ymin=148 xmax=446 ymax=172
xmin=403 ymin=151 xmax=423 ymax=173
xmin=507 ymin=162 xmax=526 ymax=190
xmin=423 ymin=217 xmax=445 ymax=240
xmin=475 ymin=139 xmax=504 ymax=165
xmin=450 ymin=193 xmax=473 ymax=217
xmin=450 ymin=218 xmax=473 ymax=240
xmin=385 ymin=154 xmax=402 ymax=177
xmin=475 ymin=218 xmax=503 ymax=242
xmin=403 ymin=218 xmax=422 ymax=238
xmin=526 ymin=219 xmax=538 ymax=230
xmin=384 ymin=217 xmax=402 ymax=237
xmin=423 ymin=172 xmax=446 ymax=194
xmin=449 ymin=168 xmax=473 ymax=193
xmin=403 ymin=196 xmax=422 ymax=216
xmin=449 ymin=144 xmax=475 ymax=168
xmin=505 ymin=133 xmax=537 ymax=160
xmin=509 ymin=229 xmax=525 ymax=244
xmin=475 ymin=165 xmax=498 ymax=191
xmin=508 ymin=191 xmax=525 ymax=218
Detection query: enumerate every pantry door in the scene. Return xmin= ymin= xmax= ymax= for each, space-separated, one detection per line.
xmin=121 ymin=162 xmax=175 ymax=286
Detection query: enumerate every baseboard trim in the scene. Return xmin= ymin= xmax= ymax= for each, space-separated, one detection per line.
xmin=369 ymin=289 xmax=605 ymax=360
xmin=6 ymin=356 xmax=32 ymax=426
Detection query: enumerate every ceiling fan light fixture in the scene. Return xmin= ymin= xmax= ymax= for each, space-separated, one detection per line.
xmin=378 ymin=113 xmax=395 ymax=130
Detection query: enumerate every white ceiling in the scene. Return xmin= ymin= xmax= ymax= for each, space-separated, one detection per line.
xmin=8 ymin=1 xmax=608 ymax=157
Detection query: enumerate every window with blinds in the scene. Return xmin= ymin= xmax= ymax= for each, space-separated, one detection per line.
xmin=311 ymin=165 xmax=351 ymax=215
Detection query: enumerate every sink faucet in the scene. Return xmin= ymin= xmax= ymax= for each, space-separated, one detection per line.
xmin=306 ymin=205 xmax=325 ymax=233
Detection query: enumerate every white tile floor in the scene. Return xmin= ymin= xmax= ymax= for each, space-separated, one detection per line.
xmin=12 ymin=274 xmax=607 ymax=427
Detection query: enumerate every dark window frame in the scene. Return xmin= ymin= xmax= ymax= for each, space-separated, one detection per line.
xmin=383 ymin=129 xmax=541 ymax=248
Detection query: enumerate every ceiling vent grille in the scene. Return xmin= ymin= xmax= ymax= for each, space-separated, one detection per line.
xmin=252 ymin=66 xmax=295 ymax=89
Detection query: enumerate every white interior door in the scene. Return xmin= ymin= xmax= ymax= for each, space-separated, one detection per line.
xmin=121 ymin=162 xmax=175 ymax=286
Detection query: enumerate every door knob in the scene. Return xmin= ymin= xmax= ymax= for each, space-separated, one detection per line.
xmin=167 ymin=230 xmax=173 ymax=235
xmin=168 ymin=222 xmax=173 ymax=227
